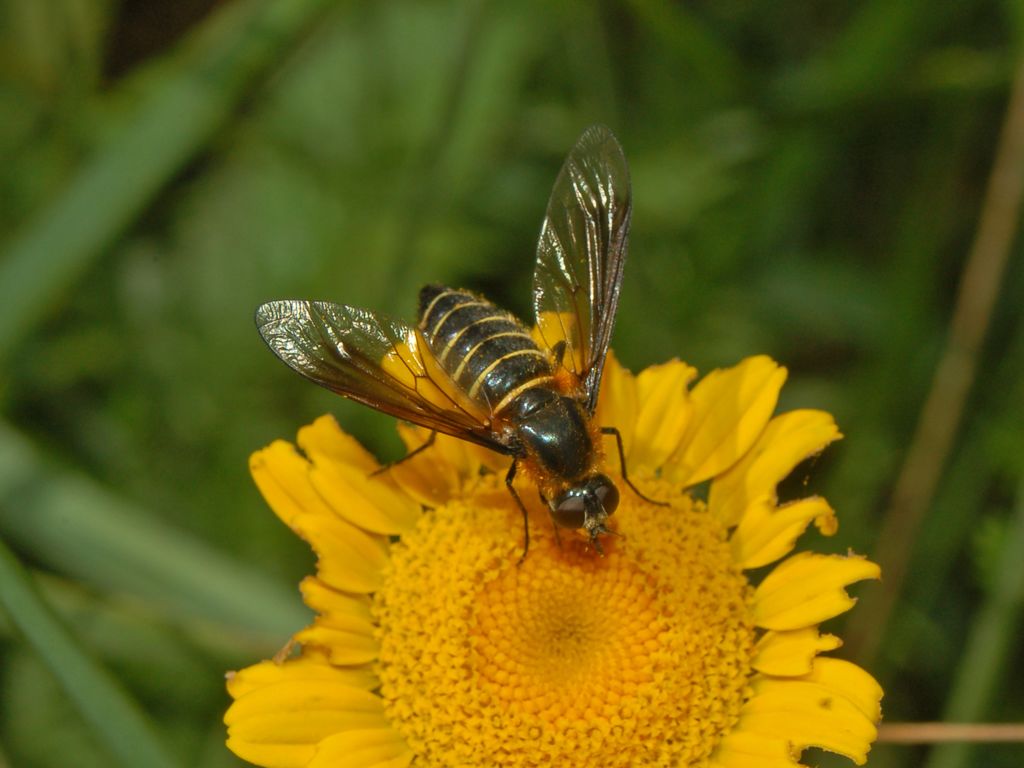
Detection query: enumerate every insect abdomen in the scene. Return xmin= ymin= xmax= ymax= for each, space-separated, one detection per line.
xmin=418 ymin=285 xmax=552 ymax=410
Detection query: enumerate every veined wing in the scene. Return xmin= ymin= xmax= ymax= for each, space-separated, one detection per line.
xmin=532 ymin=125 xmax=631 ymax=413
xmin=255 ymin=300 xmax=507 ymax=453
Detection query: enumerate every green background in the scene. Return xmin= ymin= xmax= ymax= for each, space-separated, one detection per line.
xmin=1 ymin=1 xmax=1022 ymax=766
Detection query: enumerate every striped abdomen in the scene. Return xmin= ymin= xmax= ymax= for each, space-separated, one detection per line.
xmin=418 ymin=285 xmax=552 ymax=412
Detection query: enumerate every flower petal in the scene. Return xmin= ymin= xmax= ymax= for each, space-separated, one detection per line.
xmin=295 ymin=511 xmax=389 ymax=594
xmin=226 ymin=650 xmax=377 ymax=699
xmin=305 ymin=446 xmax=420 ymax=537
xmin=752 ymin=628 xmax=842 ymax=677
xmin=388 ymin=426 xmax=463 ymax=507
xmin=753 ymin=552 xmax=881 ymax=630
xmin=296 ymin=578 xmax=378 ymax=665
xmin=297 ymin=415 xmax=424 ymax=536
xmin=740 ymin=657 xmax=883 ymax=765
xmin=731 ymin=497 xmax=837 ymax=569
xmin=389 ymin=425 xmax=508 ymax=507
xmin=666 ymin=356 xmax=787 ymax=486
xmin=309 ymin=729 xmax=412 ymax=768
xmin=295 ymin=622 xmax=378 ymax=666
xmin=225 ymin=736 xmax=313 ymax=767
xmin=709 ymin=730 xmax=802 ymax=768
xmin=799 ymin=657 xmax=883 ymax=723
xmin=251 ymin=441 xmax=337 ymax=528
xmin=629 ymin=359 xmax=697 ymax=471
xmin=300 ymin=577 xmax=373 ymax=622
xmin=298 ymin=415 xmax=380 ymax=473
xmin=225 ymin=678 xmax=389 ymax=768
xmin=710 ymin=409 xmax=841 ymax=527
xmin=419 ymin=425 xmax=507 ymax=476
xmin=736 ymin=703 xmax=874 ymax=765
xmin=250 ymin=443 xmax=390 ymax=593
xmin=226 ymin=679 xmax=389 ymax=732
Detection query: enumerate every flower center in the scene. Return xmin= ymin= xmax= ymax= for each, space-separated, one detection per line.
xmin=473 ymin=537 xmax=662 ymax=722
xmin=373 ymin=476 xmax=757 ymax=767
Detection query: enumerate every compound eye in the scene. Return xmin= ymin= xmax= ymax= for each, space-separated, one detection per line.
xmin=551 ymin=492 xmax=586 ymax=529
xmin=593 ymin=477 xmax=619 ymax=516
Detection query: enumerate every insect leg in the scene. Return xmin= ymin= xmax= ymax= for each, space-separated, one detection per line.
xmin=505 ymin=461 xmax=531 ymax=563
xmin=370 ymin=430 xmax=436 ymax=477
xmin=537 ymin=490 xmax=563 ymax=548
xmin=601 ymin=426 xmax=669 ymax=506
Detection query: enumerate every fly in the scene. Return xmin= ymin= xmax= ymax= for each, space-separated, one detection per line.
xmin=255 ymin=125 xmax=659 ymax=557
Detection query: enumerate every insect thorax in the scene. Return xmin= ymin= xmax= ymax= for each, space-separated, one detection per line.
xmin=504 ymin=387 xmax=594 ymax=482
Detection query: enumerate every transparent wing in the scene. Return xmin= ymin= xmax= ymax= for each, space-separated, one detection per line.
xmin=255 ymin=300 xmax=508 ymax=453
xmin=532 ymin=124 xmax=631 ymax=413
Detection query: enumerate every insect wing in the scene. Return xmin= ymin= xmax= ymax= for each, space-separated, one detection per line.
xmin=255 ymin=300 xmax=505 ymax=452
xmin=532 ymin=125 xmax=631 ymax=413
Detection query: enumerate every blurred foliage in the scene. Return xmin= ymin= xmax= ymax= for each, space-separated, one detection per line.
xmin=0 ymin=0 xmax=1022 ymax=766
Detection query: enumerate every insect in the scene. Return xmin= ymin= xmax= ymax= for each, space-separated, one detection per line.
xmin=256 ymin=125 xmax=658 ymax=556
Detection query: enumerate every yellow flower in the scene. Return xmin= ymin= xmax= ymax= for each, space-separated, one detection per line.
xmin=225 ymin=354 xmax=882 ymax=768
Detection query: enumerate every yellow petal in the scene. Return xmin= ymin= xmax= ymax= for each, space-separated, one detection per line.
xmin=594 ymin=351 xmax=638 ymax=460
xmin=710 ymin=409 xmax=841 ymax=527
xmin=296 ymin=578 xmax=378 ymax=665
xmin=709 ymin=730 xmax=802 ymax=768
xmin=226 ymin=679 xmax=389 ymax=730
xmin=387 ymin=425 xmax=462 ymax=507
xmin=280 ymin=415 xmax=419 ymax=536
xmin=667 ymin=356 xmax=787 ymax=486
xmin=752 ymin=628 xmax=842 ymax=676
xmin=225 ymin=680 xmax=389 ymax=767
xmin=741 ymin=658 xmax=883 ymax=765
xmin=309 ymin=729 xmax=412 ymax=768
xmin=731 ymin=497 xmax=837 ymax=569
xmin=297 ymin=415 xmax=380 ymax=474
xmin=225 ymin=737 xmax=313 ymax=768
xmin=295 ymin=622 xmax=378 ymax=665
xmin=250 ymin=441 xmax=336 ymax=528
xmin=250 ymin=443 xmax=390 ymax=593
xmin=294 ymin=513 xmax=389 ymax=594
xmin=300 ymin=577 xmax=373 ymax=623
xmin=388 ymin=425 xmax=508 ymax=507
xmin=226 ymin=651 xmax=376 ymax=700
xmin=306 ymin=450 xmax=420 ymax=537
xmin=753 ymin=552 xmax=881 ymax=630
xmin=629 ymin=359 xmax=697 ymax=471
xmin=798 ymin=657 xmax=884 ymax=722
xmin=736 ymin=709 xmax=874 ymax=766
xmin=420 ymin=425 xmax=507 ymax=476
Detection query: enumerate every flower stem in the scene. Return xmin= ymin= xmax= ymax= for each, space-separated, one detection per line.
xmin=879 ymin=722 xmax=1024 ymax=744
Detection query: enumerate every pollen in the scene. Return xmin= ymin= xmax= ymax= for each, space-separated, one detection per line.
xmin=373 ymin=476 xmax=756 ymax=767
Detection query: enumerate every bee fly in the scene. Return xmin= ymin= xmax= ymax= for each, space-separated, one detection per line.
xmin=256 ymin=125 xmax=661 ymax=557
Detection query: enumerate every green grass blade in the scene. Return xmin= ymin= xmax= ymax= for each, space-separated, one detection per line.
xmin=0 ymin=0 xmax=335 ymax=361
xmin=0 ymin=421 xmax=309 ymax=649
xmin=0 ymin=538 xmax=180 ymax=768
